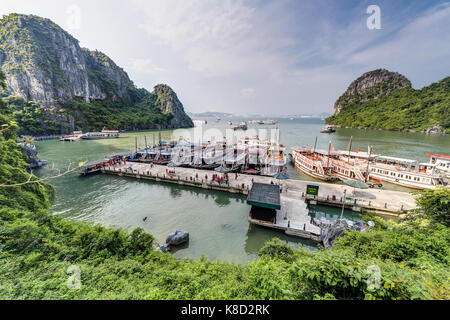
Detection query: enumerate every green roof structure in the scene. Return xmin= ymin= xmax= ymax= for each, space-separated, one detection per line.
xmin=247 ymin=183 xmax=281 ymax=210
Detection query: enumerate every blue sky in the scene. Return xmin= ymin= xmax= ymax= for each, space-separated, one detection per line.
xmin=1 ymin=0 xmax=449 ymax=115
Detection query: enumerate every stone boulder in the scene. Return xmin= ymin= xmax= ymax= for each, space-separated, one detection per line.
xmin=422 ymin=124 xmax=445 ymax=134
xmin=313 ymin=218 xmax=369 ymax=249
xmin=166 ymin=230 xmax=189 ymax=246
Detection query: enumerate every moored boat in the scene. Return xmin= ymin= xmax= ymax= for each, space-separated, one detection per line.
xmin=81 ymin=129 xmax=120 ymax=140
xmin=427 ymin=153 xmax=450 ymax=177
xmin=368 ymin=156 xmax=447 ymax=189
xmin=291 ymin=146 xmax=337 ymax=181
xmin=320 ymin=125 xmax=336 ymax=133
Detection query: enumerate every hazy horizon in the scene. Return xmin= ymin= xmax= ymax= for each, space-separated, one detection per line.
xmin=1 ymin=0 xmax=449 ymax=115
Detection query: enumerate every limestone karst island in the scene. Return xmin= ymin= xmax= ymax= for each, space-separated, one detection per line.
xmin=0 ymin=1 xmax=449 ymax=309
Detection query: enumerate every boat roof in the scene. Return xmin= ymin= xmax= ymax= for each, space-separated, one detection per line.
xmin=247 ymin=183 xmax=281 ymax=210
xmin=337 ymin=151 xmax=377 ymax=158
xmin=429 ymin=154 xmax=450 ymax=160
xmin=374 ymin=156 xmax=417 ymax=164
xmin=419 ymin=162 xmax=436 ymax=167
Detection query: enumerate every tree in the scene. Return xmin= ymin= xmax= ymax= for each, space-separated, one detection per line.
xmin=414 ymin=187 xmax=450 ymax=226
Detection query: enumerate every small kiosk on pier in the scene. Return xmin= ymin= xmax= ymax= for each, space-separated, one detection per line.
xmin=247 ymin=183 xmax=281 ymax=224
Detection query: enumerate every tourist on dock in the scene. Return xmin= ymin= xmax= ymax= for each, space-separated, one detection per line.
xmin=195 ymin=173 xmax=198 ymax=179
xmin=251 ymin=178 xmax=254 ymax=184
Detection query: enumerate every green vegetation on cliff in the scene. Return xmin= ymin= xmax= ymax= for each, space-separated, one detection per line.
xmin=327 ymin=75 xmax=450 ymax=133
xmin=0 ymin=71 xmax=448 ymax=300
xmin=0 ymin=14 xmax=193 ymax=135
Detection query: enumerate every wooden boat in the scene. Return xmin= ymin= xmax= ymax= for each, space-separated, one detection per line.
xmin=60 ymin=131 xmax=83 ymax=141
xmin=81 ymin=129 xmax=119 ymax=140
xmin=320 ymin=125 xmax=336 ymax=133
xmin=233 ymin=122 xmax=248 ymax=131
xmin=291 ymin=147 xmax=337 ymax=181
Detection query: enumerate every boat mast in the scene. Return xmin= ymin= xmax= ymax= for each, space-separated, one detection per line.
xmin=340 ymin=189 xmax=347 ymax=220
xmin=365 ymin=145 xmax=372 ymax=183
xmin=347 ymin=136 xmax=353 ymax=162
xmin=313 ymin=136 xmax=318 ymax=155
xmin=327 ymin=141 xmax=331 ymax=174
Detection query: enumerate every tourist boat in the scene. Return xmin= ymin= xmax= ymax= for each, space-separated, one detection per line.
xmin=290 ymin=146 xmax=337 ymax=181
xmin=81 ymin=129 xmax=119 ymax=140
xmin=261 ymin=145 xmax=287 ymax=176
xmin=202 ymin=143 xmax=224 ymax=168
xmin=233 ymin=122 xmax=248 ymax=131
xmin=170 ymin=142 xmax=194 ymax=166
xmin=329 ymin=150 xmax=376 ymax=182
xmin=153 ymin=148 xmax=172 ymax=165
xmin=193 ymin=120 xmax=207 ymax=126
xmin=427 ymin=154 xmax=450 ymax=177
xmin=242 ymin=146 xmax=262 ymax=174
xmin=320 ymin=125 xmax=336 ymax=133
xmin=262 ymin=120 xmax=277 ymax=125
xmin=78 ymin=160 xmax=108 ymax=176
xmin=60 ymin=131 xmax=83 ymax=141
xmin=368 ymin=156 xmax=447 ymax=189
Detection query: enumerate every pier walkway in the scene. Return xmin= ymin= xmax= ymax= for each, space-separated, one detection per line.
xmin=102 ymin=162 xmax=418 ymax=216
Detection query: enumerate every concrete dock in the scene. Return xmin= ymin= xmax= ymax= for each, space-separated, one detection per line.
xmin=102 ymin=162 xmax=417 ymax=215
xmin=100 ymin=162 xmax=418 ymax=241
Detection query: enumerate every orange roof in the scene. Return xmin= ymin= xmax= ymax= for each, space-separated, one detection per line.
xmin=430 ymin=154 xmax=450 ymax=160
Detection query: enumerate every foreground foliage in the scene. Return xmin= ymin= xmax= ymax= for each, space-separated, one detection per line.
xmin=0 ymin=71 xmax=448 ymax=299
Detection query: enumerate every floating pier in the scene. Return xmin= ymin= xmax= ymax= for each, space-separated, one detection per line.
xmin=102 ymin=162 xmax=417 ymax=214
xmin=100 ymin=161 xmax=418 ymax=240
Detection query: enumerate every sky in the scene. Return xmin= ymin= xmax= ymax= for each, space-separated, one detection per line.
xmin=1 ymin=0 xmax=449 ymax=116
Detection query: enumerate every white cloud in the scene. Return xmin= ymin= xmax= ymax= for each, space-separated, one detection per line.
xmin=133 ymin=0 xmax=287 ymax=78
xmin=128 ymin=58 xmax=165 ymax=75
xmin=241 ymin=88 xmax=255 ymax=98
xmin=349 ymin=3 xmax=450 ymax=69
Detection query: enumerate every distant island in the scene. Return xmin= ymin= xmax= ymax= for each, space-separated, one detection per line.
xmin=326 ymin=69 xmax=449 ymax=134
xmin=188 ymin=112 xmax=331 ymax=119
xmin=0 ymin=14 xmax=193 ymax=136
xmin=187 ymin=112 xmax=233 ymax=118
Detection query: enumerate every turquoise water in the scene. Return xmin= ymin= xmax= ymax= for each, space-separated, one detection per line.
xmin=34 ymin=118 xmax=450 ymax=263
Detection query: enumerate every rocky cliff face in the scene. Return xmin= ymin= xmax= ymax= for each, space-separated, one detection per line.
xmin=153 ymin=84 xmax=193 ymax=128
xmin=334 ymin=69 xmax=411 ymax=115
xmin=0 ymin=13 xmax=192 ymax=133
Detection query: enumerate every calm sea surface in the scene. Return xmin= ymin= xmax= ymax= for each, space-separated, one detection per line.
xmin=34 ymin=118 xmax=450 ymax=263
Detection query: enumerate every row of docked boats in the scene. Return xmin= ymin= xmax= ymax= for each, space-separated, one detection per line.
xmin=60 ymin=129 xmax=120 ymax=141
xmin=290 ymin=145 xmax=449 ymax=189
xmin=127 ymin=136 xmax=287 ymax=176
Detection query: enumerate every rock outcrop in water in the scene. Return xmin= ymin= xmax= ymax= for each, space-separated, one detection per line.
xmin=313 ymin=217 xmax=369 ymax=249
xmin=333 ymin=69 xmax=411 ymax=115
xmin=326 ymin=69 xmax=449 ymax=134
xmin=0 ymin=13 xmax=193 ymax=135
